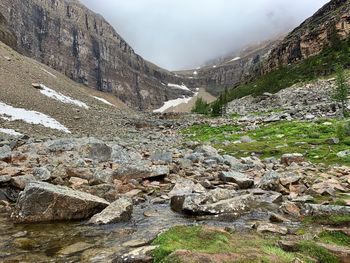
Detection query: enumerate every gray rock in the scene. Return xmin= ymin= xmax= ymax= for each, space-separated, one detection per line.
xmin=93 ymin=169 xmax=114 ymax=184
xmin=337 ymin=150 xmax=350 ymax=158
xmin=113 ymin=162 xmax=153 ymax=180
xmin=257 ymin=171 xmax=281 ymax=191
xmin=0 ymin=175 xmax=11 ymax=184
xmin=150 ymin=150 xmax=172 ymax=164
xmin=219 ymin=171 xmax=253 ymax=189
xmin=0 ymin=145 xmax=11 ymax=162
xmin=168 ymin=178 xmax=205 ymax=198
xmin=151 ymin=166 xmax=170 ymax=177
xmin=11 ymin=182 xmax=109 ymax=222
xmin=223 ymin=155 xmax=247 ymax=171
xmin=45 ymin=138 xmax=77 ymax=152
xmin=85 ymin=143 xmax=112 ymax=162
xmin=240 ymin=136 xmax=255 ymax=143
xmin=303 ymin=204 xmax=350 ymax=216
xmin=88 ymin=197 xmax=133 ymax=225
xmin=33 ymin=167 xmax=51 ymax=181
xmin=326 ymin=138 xmax=340 ymax=145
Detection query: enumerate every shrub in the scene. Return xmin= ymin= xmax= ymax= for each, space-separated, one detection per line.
xmin=191 ymin=97 xmax=209 ymax=114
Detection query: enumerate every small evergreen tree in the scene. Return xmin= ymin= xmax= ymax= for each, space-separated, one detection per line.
xmin=333 ymin=65 xmax=349 ymax=118
xmin=191 ymin=97 xmax=209 ymax=114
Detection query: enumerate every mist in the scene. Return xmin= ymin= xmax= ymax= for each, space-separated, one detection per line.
xmin=80 ymin=0 xmax=330 ymax=70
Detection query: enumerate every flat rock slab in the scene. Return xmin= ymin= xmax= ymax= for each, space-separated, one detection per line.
xmin=219 ymin=171 xmax=253 ymax=189
xmin=88 ymin=197 xmax=133 ymax=225
xmin=12 ymin=181 xmax=109 ymax=223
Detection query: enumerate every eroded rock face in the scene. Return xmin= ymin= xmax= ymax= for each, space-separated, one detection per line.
xmin=264 ymin=0 xmax=350 ymax=72
xmin=0 ymin=0 xmax=193 ymax=111
xmin=12 ymin=181 xmax=109 ymax=222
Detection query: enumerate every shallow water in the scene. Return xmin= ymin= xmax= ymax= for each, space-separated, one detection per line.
xmin=0 ymin=200 xmax=282 ymax=262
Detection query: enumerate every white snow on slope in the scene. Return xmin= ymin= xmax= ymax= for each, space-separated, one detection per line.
xmin=40 ymin=68 xmax=57 ymax=78
xmin=39 ymin=84 xmax=89 ymax=109
xmin=0 ymin=128 xmax=22 ymax=136
xmin=91 ymin=96 xmax=114 ymax=106
xmin=0 ymin=102 xmax=70 ymax=133
xmin=153 ymin=93 xmax=198 ymax=113
xmin=167 ymin=83 xmax=191 ymax=92
xmin=230 ymin=57 xmax=241 ymax=62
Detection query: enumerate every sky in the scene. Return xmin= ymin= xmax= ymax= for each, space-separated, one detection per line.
xmin=80 ymin=0 xmax=330 ymax=70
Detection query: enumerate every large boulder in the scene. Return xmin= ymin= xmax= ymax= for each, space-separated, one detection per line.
xmin=11 ymin=182 xmax=109 ymax=223
xmin=257 ymin=171 xmax=281 ymax=191
xmin=88 ymin=197 xmax=133 ymax=225
xmin=0 ymin=145 xmax=11 ymax=162
xmin=219 ymin=171 xmax=254 ymax=189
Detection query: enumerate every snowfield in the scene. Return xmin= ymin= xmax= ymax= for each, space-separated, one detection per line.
xmin=153 ymin=93 xmax=198 ymax=113
xmin=167 ymin=83 xmax=191 ymax=92
xmin=39 ymin=84 xmax=89 ymax=109
xmin=0 ymin=101 xmax=70 ymax=133
xmin=91 ymin=96 xmax=114 ymax=106
xmin=0 ymin=128 xmax=22 ymax=136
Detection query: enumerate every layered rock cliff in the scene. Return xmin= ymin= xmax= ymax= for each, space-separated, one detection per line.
xmin=0 ymin=0 xmax=193 ymax=111
xmin=0 ymin=12 xmax=16 ymax=48
xmin=264 ymin=0 xmax=350 ymax=72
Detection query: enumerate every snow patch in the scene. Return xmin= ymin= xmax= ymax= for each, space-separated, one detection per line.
xmin=0 ymin=128 xmax=22 ymax=136
xmin=230 ymin=57 xmax=241 ymax=62
xmin=0 ymin=101 xmax=70 ymax=133
xmin=39 ymin=84 xmax=89 ymax=109
xmin=40 ymin=68 xmax=57 ymax=78
xmin=167 ymin=83 xmax=191 ymax=92
xmin=91 ymin=96 xmax=113 ymax=106
xmin=153 ymin=93 xmax=198 ymax=113
xmin=213 ymin=65 xmax=217 ymax=68
xmin=193 ymin=71 xmax=198 ymax=75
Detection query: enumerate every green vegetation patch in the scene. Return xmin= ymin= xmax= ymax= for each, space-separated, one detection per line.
xmin=182 ymin=119 xmax=350 ymax=165
xmin=318 ymin=230 xmax=350 ymax=247
xmin=222 ymin=35 xmax=350 ymax=105
xmin=297 ymin=241 xmax=340 ymax=263
xmin=151 ymin=226 xmax=327 ymax=263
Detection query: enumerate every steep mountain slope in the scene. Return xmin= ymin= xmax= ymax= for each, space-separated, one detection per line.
xmin=0 ymin=0 xmax=193 ymax=111
xmin=264 ymin=0 xmax=350 ymax=72
xmin=0 ymin=40 xmax=136 ymax=138
xmin=0 ymin=12 xmax=16 ymax=48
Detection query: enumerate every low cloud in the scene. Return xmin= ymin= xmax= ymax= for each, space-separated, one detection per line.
xmin=80 ymin=0 xmax=330 ymax=70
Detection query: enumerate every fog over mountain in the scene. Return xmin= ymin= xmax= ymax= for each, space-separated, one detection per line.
xmin=80 ymin=0 xmax=330 ymax=70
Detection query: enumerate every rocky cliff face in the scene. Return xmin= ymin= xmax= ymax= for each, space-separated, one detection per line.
xmin=0 ymin=12 xmax=16 ymax=48
xmin=0 ymin=0 xmax=192 ymax=111
xmin=264 ymin=0 xmax=350 ymax=72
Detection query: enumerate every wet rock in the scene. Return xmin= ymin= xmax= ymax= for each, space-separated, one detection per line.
xmin=33 ymin=167 xmax=51 ymax=181
xmin=257 ymin=171 xmax=281 ymax=191
xmin=58 ymin=242 xmax=94 ymax=256
xmin=88 ymin=197 xmax=133 ymax=225
xmin=280 ymin=153 xmax=304 ymax=165
xmin=257 ymin=223 xmax=288 ymax=235
xmin=10 ymin=175 xmax=36 ymax=189
xmin=0 ymin=145 xmax=11 ymax=162
xmin=12 ymin=181 xmax=109 ymax=222
xmin=219 ymin=171 xmax=254 ymax=189
xmin=113 ymin=245 xmax=157 ymax=263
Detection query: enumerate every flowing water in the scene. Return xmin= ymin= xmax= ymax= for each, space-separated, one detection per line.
xmin=0 ymin=200 xmax=290 ymax=262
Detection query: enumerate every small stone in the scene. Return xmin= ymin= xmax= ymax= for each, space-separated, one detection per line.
xmin=337 ymin=150 xmax=350 ymax=158
xmin=326 ymin=138 xmax=340 ymax=145
xmin=11 ymin=175 xmax=36 ymax=189
xmin=33 ymin=167 xmax=51 ymax=181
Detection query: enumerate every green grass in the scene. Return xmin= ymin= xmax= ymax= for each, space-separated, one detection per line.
xmin=298 ymin=241 xmax=340 ymax=263
xmin=223 ymin=36 xmax=350 ymax=103
xmin=182 ymin=119 xmax=350 ymax=165
xmin=318 ymin=230 xmax=350 ymax=247
xmin=151 ymin=226 xmax=332 ymax=263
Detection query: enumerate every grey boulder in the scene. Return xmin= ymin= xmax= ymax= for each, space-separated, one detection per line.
xmin=12 ymin=181 xmax=109 ymax=222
